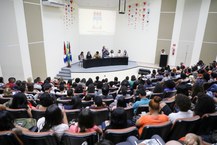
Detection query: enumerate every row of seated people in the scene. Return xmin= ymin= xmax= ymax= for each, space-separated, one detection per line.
xmin=0 ymin=59 xmax=217 ymax=144
xmin=0 ymin=89 xmax=217 ymax=144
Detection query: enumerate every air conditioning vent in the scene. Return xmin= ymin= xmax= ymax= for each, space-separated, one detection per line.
xmin=42 ymin=0 xmax=65 ymax=7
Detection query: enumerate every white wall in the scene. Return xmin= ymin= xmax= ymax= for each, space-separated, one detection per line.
xmin=0 ymin=0 xmax=25 ymax=80
xmin=114 ymin=0 xmax=162 ymax=63
xmin=14 ymin=0 xmax=32 ymax=80
xmin=41 ymin=3 xmax=79 ymax=78
xmin=175 ymin=0 xmax=202 ymax=66
xmin=190 ymin=0 xmax=211 ymax=66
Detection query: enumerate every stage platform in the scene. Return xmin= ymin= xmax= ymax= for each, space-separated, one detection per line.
xmin=70 ymin=61 xmax=138 ymax=73
xmin=57 ymin=61 xmax=160 ymax=81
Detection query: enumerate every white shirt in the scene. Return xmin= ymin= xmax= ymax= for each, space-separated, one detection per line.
xmin=161 ymin=52 xmax=166 ymax=55
xmin=37 ymin=117 xmax=69 ymax=140
xmin=169 ymin=110 xmax=193 ymax=123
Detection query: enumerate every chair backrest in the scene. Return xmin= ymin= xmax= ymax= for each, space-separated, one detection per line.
xmin=31 ymin=109 xmax=45 ymax=121
xmin=0 ymin=131 xmax=23 ymax=145
xmin=90 ymin=108 xmax=109 ymax=125
xmin=61 ymin=131 xmax=98 ymax=145
xmin=20 ymin=131 xmax=58 ymax=145
xmin=149 ymin=93 xmax=164 ymax=99
xmin=109 ymin=91 xmax=117 ymax=99
xmin=140 ymin=121 xmax=172 ymax=140
xmin=168 ymin=116 xmax=200 ymax=141
xmin=136 ymin=105 xmax=149 ymax=115
xmin=124 ymin=107 xmax=134 ymax=120
xmin=163 ymin=90 xmax=177 ymax=99
xmin=124 ymin=96 xmax=133 ymax=103
xmin=0 ymin=97 xmax=12 ymax=104
xmin=197 ymin=112 xmax=217 ymax=135
xmin=82 ymin=100 xmax=94 ymax=108
xmin=0 ymin=88 xmax=4 ymax=94
xmin=104 ymin=126 xmax=138 ymax=144
xmin=164 ymin=99 xmax=175 ymax=112
xmin=57 ymin=99 xmax=71 ymax=105
xmin=102 ymin=99 xmax=114 ymax=106
xmin=65 ymin=109 xmax=80 ymax=122
xmin=7 ymin=108 xmax=30 ymax=119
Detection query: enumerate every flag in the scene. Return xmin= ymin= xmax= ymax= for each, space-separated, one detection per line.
xmin=68 ymin=42 xmax=72 ymax=61
xmin=63 ymin=41 xmax=72 ymax=63
xmin=63 ymin=41 xmax=68 ymax=63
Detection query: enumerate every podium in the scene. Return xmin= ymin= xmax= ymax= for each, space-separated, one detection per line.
xmin=159 ymin=54 xmax=168 ymax=67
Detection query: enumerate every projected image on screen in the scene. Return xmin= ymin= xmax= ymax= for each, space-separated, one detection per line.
xmin=79 ymin=9 xmax=116 ymax=35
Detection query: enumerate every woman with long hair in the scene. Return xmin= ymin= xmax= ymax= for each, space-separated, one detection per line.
xmin=37 ymin=104 xmax=68 ymax=140
xmin=69 ymin=109 xmax=102 ymax=133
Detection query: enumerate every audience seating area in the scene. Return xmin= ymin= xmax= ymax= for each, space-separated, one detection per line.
xmin=0 ymin=59 xmax=217 ymax=145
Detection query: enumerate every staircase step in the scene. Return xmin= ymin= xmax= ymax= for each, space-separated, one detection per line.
xmin=55 ymin=76 xmax=71 ymax=80
xmin=62 ymin=67 xmax=71 ymax=72
xmin=59 ymin=70 xmax=71 ymax=74
xmin=57 ymin=73 xmax=71 ymax=77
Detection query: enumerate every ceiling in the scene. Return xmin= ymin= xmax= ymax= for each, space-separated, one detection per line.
xmin=73 ymin=0 xmax=119 ymax=9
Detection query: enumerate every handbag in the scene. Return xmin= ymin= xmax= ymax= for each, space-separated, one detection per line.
xmin=14 ymin=118 xmax=36 ymax=129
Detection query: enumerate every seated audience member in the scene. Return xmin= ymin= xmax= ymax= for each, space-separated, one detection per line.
xmin=0 ymin=109 xmax=29 ymax=132
xmin=33 ymin=77 xmax=42 ymax=91
xmin=78 ymin=51 xmax=84 ymax=61
xmin=191 ymin=84 xmax=204 ymax=104
xmin=74 ymin=85 xmax=84 ymax=95
xmin=86 ymin=83 xmax=96 ymax=95
xmin=110 ymin=50 xmax=115 ymax=57
xmin=194 ymin=94 xmax=216 ymax=117
xmin=86 ymin=78 xmax=94 ymax=87
xmin=36 ymin=92 xmax=54 ymax=111
xmin=94 ymin=76 xmax=100 ymax=86
xmin=117 ymin=50 xmax=122 ymax=57
xmin=166 ymin=133 xmax=210 ymax=145
xmin=110 ymin=96 xmax=127 ymax=111
xmin=101 ymin=84 xmax=113 ymax=99
xmin=5 ymin=77 xmax=16 ymax=89
xmin=168 ymin=94 xmax=193 ymax=123
xmin=91 ymin=96 xmax=107 ymax=109
xmin=123 ymin=50 xmax=128 ymax=57
xmin=95 ymin=139 xmax=114 ymax=145
xmin=37 ymin=104 xmax=68 ymax=140
xmin=113 ymin=77 xmax=120 ymax=87
xmin=161 ymin=73 xmax=171 ymax=82
xmin=69 ymin=109 xmax=102 ymax=133
xmin=129 ymin=75 xmax=136 ymax=89
xmin=60 ymin=89 xmax=73 ymax=100
xmin=67 ymin=79 xmax=73 ymax=89
xmin=64 ymin=96 xmax=82 ymax=110
xmin=132 ymin=87 xmax=150 ymax=113
xmin=105 ymin=107 xmax=133 ymax=130
xmin=116 ymin=85 xmax=131 ymax=100
xmin=164 ymin=80 xmax=176 ymax=92
xmin=94 ymin=51 xmax=101 ymax=59
xmin=206 ymin=84 xmax=217 ymax=103
xmin=0 ymin=77 xmax=5 ymax=88
xmin=80 ymin=78 xmax=86 ymax=88
xmin=102 ymin=46 xmax=110 ymax=58
xmin=136 ymin=96 xmax=169 ymax=137
xmin=96 ymin=82 xmax=103 ymax=96
xmin=26 ymin=83 xmax=35 ymax=95
xmin=86 ymin=51 xmax=92 ymax=59
xmin=55 ymin=84 xmax=67 ymax=96
xmin=9 ymin=92 xmax=32 ymax=117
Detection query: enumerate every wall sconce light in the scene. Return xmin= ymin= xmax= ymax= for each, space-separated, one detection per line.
xmin=119 ymin=0 xmax=126 ymax=14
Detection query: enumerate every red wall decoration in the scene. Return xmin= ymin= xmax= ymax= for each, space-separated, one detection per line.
xmin=127 ymin=1 xmax=150 ymax=30
xmin=64 ymin=0 xmax=75 ymax=29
